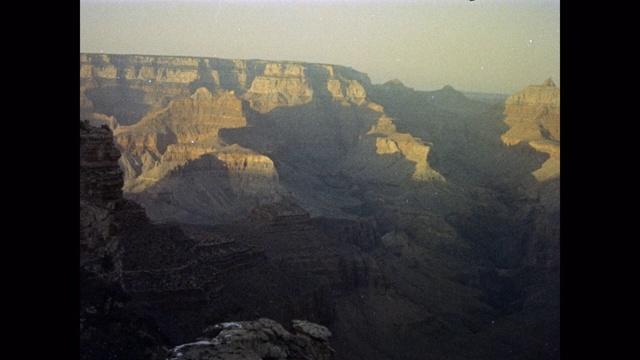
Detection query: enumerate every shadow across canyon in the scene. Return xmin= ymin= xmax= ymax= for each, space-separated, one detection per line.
xmin=85 ymin=55 xmax=150 ymax=126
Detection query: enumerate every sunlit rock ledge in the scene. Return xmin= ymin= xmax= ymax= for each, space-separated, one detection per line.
xmin=501 ymin=78 xmax=560 ymax=181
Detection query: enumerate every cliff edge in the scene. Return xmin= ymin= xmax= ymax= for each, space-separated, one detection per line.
xmin=501 ymin=78 xmax=560 ymax=182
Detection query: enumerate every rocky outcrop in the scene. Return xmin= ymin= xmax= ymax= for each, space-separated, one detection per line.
xmin=80 ymin=121 xmax=340 ymax=358
xmin=111 ymin=86 xmax=284 ymax=224
xmin=166 ymin=318 xmax=335 ymax=360
xmin=501 ymin=78 xmax=560 ymax=181
xmin=80 ymin=120 xmax=171 ymax=360
xmin=80 ymin=53 xmax=559 ymax=360
xmin=82 ymin=53 xmax=412 ymax=224
xmin=330 ymin=113 xmax=445 ymax=190
xmin=366 ymin=115 xmax=444 ymax=182
xmin=242 ymin=63 xmax=314 ymax=113
xmin=80 ymin=54 xmax=374 ymax=121
xmin=80 ymin=120 xmax=126 ymax=283
xmin=81 ymin=120 xmax=270 ymax=356
xmin=80 ymin=54 xmax=196 ymax=127
xmin=242 ymin=62 xmax=370 ymax=113
xmin=114 ymin=86 xmax=280 ymax=195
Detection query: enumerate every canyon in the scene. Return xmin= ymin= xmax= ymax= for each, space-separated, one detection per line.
xmin=80 ymin=53 xmax=559 ymax=360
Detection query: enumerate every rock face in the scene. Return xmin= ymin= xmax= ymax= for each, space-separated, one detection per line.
xmin=364 ymin=115 xmax=444 ymax=182
xmin=114 ymin=86 xmax=252 ymax=192
xmin=242 ymin=63 xmax=314 ymax=113
xmin=80 ymin=120 xmax=126 ymax=283
xmin=166 ymin=319 xmax=335 ymax=360
xmin=80 ymin=54 xmax=373 ymax=126
xmin=81 ymin=53 xmax=560 ymax=360
xmin=81 ymin=121 xmax=336 ymax=359
xmin=111 ymin=85 xmax=283 ymax=224
xmin=80 ymin=120 xmax=171 ymax=360
xmin=81 ymin=53 xmax=448 ymax=224
xmin=501 ymin=78 xmax=560 ymax=181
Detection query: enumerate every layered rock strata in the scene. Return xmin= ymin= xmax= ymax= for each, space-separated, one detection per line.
xmin=82 ymin=53 xmax=412 ymax=224
xmin=198 ymin=200 xmax=501 ymax=360
xmin=80 ymin=54 xmax=374 ymax=124
xmin=80 ymin=120 xmax=312 ymax=355
xmin=366 ymin=115 xmax=444 ymax=182
xmin=114 ymin=86 xmax=280 ymax=194
xmin=111 ymin=86 xmax=283 ymax=224
xmin=501 ymin=78 xmax=560 ymax=181
xmin=80 ymin=53 xmax=560 ymax=359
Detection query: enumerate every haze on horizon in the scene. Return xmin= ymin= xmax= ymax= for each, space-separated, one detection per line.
xmin=80 ymin=0 xmax=559 ymax=95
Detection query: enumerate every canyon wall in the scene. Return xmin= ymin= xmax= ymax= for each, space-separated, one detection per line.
xmin=81 ymin=53 xmax=444 ymax=224
xmin=80 ymin=121 xmax=337 ymax=358
xmin=80 ymin=120 xmax=171 ymax=359
xmin=80 ymin=54 xmax=373 ymax=125
xmin=80 ymin=53 xmax=560 ymax=360
xmin=501 ymin=78 xmax=560 ymax=182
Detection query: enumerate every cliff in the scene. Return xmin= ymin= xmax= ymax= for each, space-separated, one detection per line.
xmin=80 ymin=120 xmax=127 ymax=283
xmin=80 ymin=53 xmax=559 ymax=359
xmin=80 ymin=54 xmax=373 ymax=125
xmin=81 ymin=53 xmax=445 ymax=224
xmin=80 ymin=120 xmax=170 ymax=359
xmin=80 ymin=120 xmax=334 ymax=357
xmin=113 ymin=87 xmax=280 ymax=199
xmin=367 ymin=115 xmax=444 ymax=182
xmin=501 ymin=78 xmax=560 ymax=181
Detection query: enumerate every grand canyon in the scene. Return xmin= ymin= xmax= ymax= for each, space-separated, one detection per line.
xmin=80 ymin=53 xmax=559 ymax=360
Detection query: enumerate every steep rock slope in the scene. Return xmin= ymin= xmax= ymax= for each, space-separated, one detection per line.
xmin=185 ymin=200 xmax=498 ymax=360
xmin=82 ymin=53 xmax=446 ymax=224
xmin=80 ymin=54 xmax=373 ymax=128
xmin=352 ymin=114 xmax=444 ymax=183
xmin=80 ymin=53 xmax=559 ymax=359
xmin=80 ymin=120 xmax=170 ymax=360
xmin=80 ymin=120 xmax=126 ymax=283
xmin=112 ymin=86 xmax=283 ymax=224
xmin=501 ymin=77 xmax=560 ymax=181
xmin=80 ymin=121 xmax=337 ymax=358
xmin=366 ymin=79 xmax=560 ymax=359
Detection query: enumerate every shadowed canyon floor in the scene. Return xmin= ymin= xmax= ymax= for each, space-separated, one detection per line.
xmin=80 ymin=54 xmax=559 ymax=360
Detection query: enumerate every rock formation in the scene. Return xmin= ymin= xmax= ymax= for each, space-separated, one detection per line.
xmin=111 ymin=85 xmax=283 ymax=224
xmin=80 ymin=120 xmax=126 ymax=283
xmin=166 ymin=319 xmax=335 ymax=360
xmin=80 ymin=54 xmax=374 ymax=125
xmin=80 ymin=120 xmax=339 ymax=359
xmin=80 ymin=120 xmax=170 ymax=360
xmin=365 ymin=115 xmax=444 ymax=182
xmin=501 ymin=78 xmax=560 ymax=181
xmin=80 ymin=53 xmax=560 ymax=360
xmin=242 ymin=62 xmax=314 ymax=113
xmin=82 ymin=53 xmax=422 ymax=224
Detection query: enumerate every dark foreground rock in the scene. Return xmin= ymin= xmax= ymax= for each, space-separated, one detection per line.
xmin=166 ymin=318 xmax=334 ymax=360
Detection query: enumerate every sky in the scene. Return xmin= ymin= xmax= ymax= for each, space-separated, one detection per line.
xmin=80 ymin=0 xmax=560 ymax=95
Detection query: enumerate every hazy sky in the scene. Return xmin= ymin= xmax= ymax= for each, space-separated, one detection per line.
xmin=80 ymin=0 xmax=560 ymax=94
